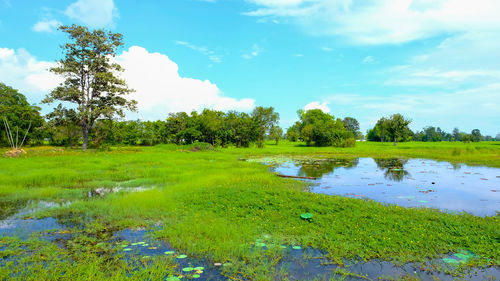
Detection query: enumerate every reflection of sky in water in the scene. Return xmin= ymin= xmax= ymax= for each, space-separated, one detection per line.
xmin=274 ymin=158 xmax=500 ymax=216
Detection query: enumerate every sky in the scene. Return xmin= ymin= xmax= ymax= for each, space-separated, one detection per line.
xmin=0 ymin=0 xmax=499 ymax=136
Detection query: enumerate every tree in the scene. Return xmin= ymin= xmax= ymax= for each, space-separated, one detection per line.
xmin=298 ymin=109 xmax=355 ymax=147
xmin=269 ymin=125 xmax=283 ymax=145
xmin=44 ymin=104 xmax=81 ymax=146
xmin=342 ymin=117 xmax=359 ymax=132
xmin=251 ymin=106 xmax=279 ymax=148
xmin=43 ymin=25 xmax=137 ymax=150
xmin=0 ymin=83 xmax=44 ymax=146
xmin=496 ymin=132 xmax=500 ymax=141
xmin=386 ymin=113 xmax=411 ymax=146
xmin=452 ymin=127 xmax=461 ymax=141
xmin=286 ymin=121 xmax=301 ymax=142
xmin=471 ymin=129 xmax=481 ymax=142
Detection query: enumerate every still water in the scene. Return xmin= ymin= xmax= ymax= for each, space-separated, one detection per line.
xmin=271 ymin=157 xmax=500 ymax=216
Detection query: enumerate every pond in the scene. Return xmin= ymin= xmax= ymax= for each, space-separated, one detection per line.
xmin=266 ymin=157 xmax=500 ymax=216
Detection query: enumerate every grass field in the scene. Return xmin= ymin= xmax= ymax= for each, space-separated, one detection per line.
xmin=0 ymin=141 xmax=499 ymax=280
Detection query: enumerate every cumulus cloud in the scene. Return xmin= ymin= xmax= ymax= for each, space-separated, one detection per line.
xmin=304 ymin=101 xmax=330 ymax=113
xmin=65 ymin=0 xmax=118 ymax=28
xmin=244 ymin=0 xmax=500 ymax=44
xmin=0 ymin=47 xmax=61 ymax=101
xmin=32 ymin=19 xmax=61 ymax=33
xmin=115 ymin=46 xmax=255 ymax=119
xmin=0 ymin=46 xmax=255 ymax=120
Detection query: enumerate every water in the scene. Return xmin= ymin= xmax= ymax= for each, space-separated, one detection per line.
xmin=271 ymin=158 xmax=500 ymax=216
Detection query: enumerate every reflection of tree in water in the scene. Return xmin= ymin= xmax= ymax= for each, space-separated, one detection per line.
xmin=374 ymin=158 xmax=410 ymax=182
xmin=0 ymin=199 xmax=28 ymax=220
xmin=296 ymin=158 xmax=359 ymax=178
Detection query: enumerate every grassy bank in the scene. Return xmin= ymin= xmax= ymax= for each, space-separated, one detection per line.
xmin=0 ymin=142 xmax=499 ymax=280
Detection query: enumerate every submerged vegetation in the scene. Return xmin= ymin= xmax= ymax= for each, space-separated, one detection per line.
xmin=1 ymin=141 xmax=499 ymax=280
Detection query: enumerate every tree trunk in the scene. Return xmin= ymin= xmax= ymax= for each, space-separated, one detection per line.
xmin=393 ymin=137 xmax=397 ymax=146
xmin=82 ymin=124 xmax=89 ymax=150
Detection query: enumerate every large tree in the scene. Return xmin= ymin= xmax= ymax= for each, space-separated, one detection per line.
xmin=386 ymin=113 xmax=411 ymax=146
xmin=43 ymin=25 xmax=137 ymax=149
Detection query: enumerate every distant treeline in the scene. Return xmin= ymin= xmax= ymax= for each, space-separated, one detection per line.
xmin=0 ymin=82 xmax=498 ymax=148
xmin=366 ymin=116 xmax=495 ymax=143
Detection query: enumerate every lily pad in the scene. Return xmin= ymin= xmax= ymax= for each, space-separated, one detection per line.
xmin=192 ymin=274 xmax=201 ymax=278
xmin=292 ymin=246 xmax=301 ymax=250
xmin=300 ymin=213 xmax=313 ymax=220
xmin=123 ymin=248 xmax=132 ymax=251
xmin=176 ymin=254 xmax=188 ymax=259
xmin=182 ymin=267 xmax=194 ymax=272
xmin=165 ymin=275 xmax=181 ymax=281
xmin=194 ymin=266 xmax=205 ymax=271
xmin=164 ymin=251 xmax=175 ymax=255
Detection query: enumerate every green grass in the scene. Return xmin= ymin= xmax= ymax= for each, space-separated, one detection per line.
xmin=0 ymin=141 xmax=499 ymax=280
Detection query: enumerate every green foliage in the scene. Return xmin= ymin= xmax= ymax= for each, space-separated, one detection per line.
xmin=268 ymin=125 xmax=283 ymax=145
xmin=43 ymin=24 xmax=137 ymax=150
xmin=0 ymin=83 xmax=44 ymax=146
xmin=251 ymin=106 xmax=280 ymax=148
xmin=295 ymin=109 xmax=355 ymax=147
xmin=368 ymin=114 xmax=412 ymax=145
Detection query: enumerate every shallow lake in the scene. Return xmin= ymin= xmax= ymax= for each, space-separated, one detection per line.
xmin=269 ymin=157 xmax=500 ymax=216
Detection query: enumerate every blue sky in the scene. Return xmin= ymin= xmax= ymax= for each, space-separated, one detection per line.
xmin=0 ymin=0 xmax=499 ymax=136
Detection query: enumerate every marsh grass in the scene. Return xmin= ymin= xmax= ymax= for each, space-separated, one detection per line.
xmin=0 ymin=141 xmax=499 ymax=280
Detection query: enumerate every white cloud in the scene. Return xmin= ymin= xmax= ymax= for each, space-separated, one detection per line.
xmin=304 ymin=101 xmax=330 ymax=113
xmin=32 ymin=19 xmax=61 ymax=33
xmin=115 ymin=46 xmax=255 ymax=119
xmin=244 ymin=0 xmax=500 ymax=45
xmin=0 ymin=47 xmax=61 ymax=101
xmin=242 ymin=44 xmax=263 ymax=59
xmin=0 ymin=46 xmax=254 ymax=120
xmin=174 ymin=40 xmax=222 ymax=63
xmin=362 ymin=56 xmax=375 ymax=64
xmin=320 ymin=46 xmax=333 ymax=52
xmin=386 ymin=32 xmax=500 ymax=88
xmin=293 ymin=53 xmax=303 ymax=57
xmin=65 ymin=0 xmax=117 ymax=28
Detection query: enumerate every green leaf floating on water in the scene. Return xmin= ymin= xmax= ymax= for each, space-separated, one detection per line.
xmin=442 ymin=258 xmax=460 ymax=264
xmin=123 ymin=248 xmax=132 ymax=251
xmin=192 ymin=274 xmax=201 ymax=278
xmin=176 ymin=254 xmax=188 ymax=259
xmin=182 ymin=267 xmax=194 ymax=272
xmin=164 ymin=251 xmax=175 ymax=255
xmin=280 ymin=245 xmax=287 ymax=249
xmin=292 ymin=246 xmax=301 ymax=250
xmin=165 ymin=275 xmax=181 ymax=281
xmin=300 ymin=213 xmax=313 ymax=220
xmin=194 ymin=266 xmax=205 ymax=271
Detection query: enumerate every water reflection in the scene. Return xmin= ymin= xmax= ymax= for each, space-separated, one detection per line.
xmin=296 ymin=158 xmax=359 ymax=178
xmin=272 ymin=158 xmax=500 ymax=216
xmin=374 ymin=158 xmax=410 ymax=182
